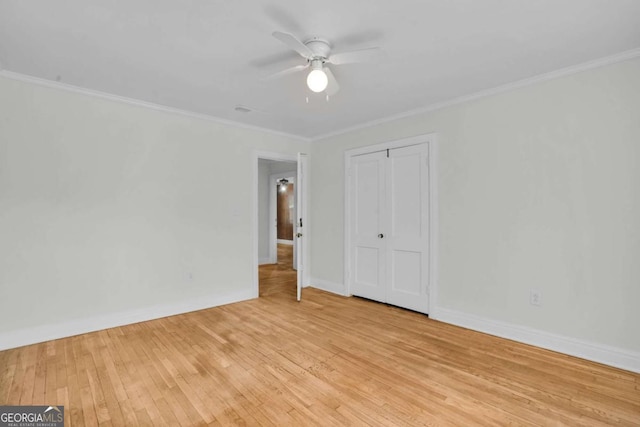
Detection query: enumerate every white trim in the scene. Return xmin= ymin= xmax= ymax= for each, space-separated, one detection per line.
xmin=0 ymin=70 xmax=309 ymax=143
xmin=253 ymin=151 xmax=298 ymax=297
xmin=252 ymin=154 xmax=259 ymax=298
xmin=296 ymin=152 xmax=311 ymax=295
xmin=312 ymin=48 xmax=640 ymax=141
xmin=343 ymin=133 xmax=438 ymax=313
xmin=345 ymin=134 xmax=432 ymax=157
xmin=343 ymin=152 xmax=351 ymax=295
xmin=258 ymin=257 xmax=273 ymax=265
xmin=277 ymin=239 xmax=294 ymax=245
xmin=427 ymin=137 xmax=439 ymax=315
xmin=310 ymin=277 xmax=348 ymax=296
xmin=0 ymin=289 xmax=254 ymax=351
xmin=431 ymin=307 xmax=640 ymax=374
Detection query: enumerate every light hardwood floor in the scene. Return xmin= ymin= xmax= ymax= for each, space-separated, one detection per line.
xmin=1 ymin=244 xmax=639 ymax=425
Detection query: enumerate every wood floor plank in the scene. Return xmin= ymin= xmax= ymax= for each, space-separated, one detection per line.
xmin=132 ymin=408 xmax=154 ymax=426
xmin=1 ymin=244 xmax=639 ymax=425
xmin=16 ymin=345 xmax=36 ymax=405
xmin=0 ymin=348 xmax=18 ymax=404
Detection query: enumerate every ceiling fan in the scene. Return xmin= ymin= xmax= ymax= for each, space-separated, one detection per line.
xmin=265 ymin=31 xmax=381 ymax=96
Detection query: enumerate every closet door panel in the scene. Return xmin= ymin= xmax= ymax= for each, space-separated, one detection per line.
xmin=386 ymin=144 xmax=429 ymax=313
xmin=350 ymin=151 xmax=387 ymax=303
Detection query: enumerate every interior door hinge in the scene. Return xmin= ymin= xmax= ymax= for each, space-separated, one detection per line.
xmin=387 ymin=149 xmax=389 ymax=158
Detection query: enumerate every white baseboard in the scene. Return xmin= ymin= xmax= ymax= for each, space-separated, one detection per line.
xmin=0 ymin=289 xmax=255 ymax=351
xmin=259 ymin=257 xmax=273 ymax=265
xmin=277 ymin=239 xmax=294 ymax=245
xmin=310 ymin=277 xmax=348 ymax=296
xmin=431 ymin=307 xmax=640 ymax=374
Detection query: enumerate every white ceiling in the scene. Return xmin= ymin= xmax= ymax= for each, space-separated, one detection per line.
xmin=1 ymin=1 xmax=639 ymax=140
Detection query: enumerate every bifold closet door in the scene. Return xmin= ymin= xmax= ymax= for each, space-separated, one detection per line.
xmin=349 ymin=143 xmax=429 ymax=314
xmin=385 ymin=144 xmax=429 ymax=313
xmin=350 ymin=150 xmax=387 ymax=303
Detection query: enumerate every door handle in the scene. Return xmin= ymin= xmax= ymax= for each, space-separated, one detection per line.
xmin=378 ymin=233 xmax=384 ymax=238
xmin=297 ymin=233 xmax=303 ymax=238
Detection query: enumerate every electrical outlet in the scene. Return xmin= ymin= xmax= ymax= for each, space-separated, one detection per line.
xmin=530 ymin=289 xmax=541 ymax=306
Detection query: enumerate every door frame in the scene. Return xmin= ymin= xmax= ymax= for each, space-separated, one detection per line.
xmin=343 ymin=133 xmax=439 ymax=314
xmin=253 ymin=151 xmax=308 ymax=298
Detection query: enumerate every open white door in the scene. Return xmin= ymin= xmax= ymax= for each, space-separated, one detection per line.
xmin=296 ymin=153 xmax=308 ymax=301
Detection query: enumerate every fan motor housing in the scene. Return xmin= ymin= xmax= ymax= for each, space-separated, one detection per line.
xmin=304 ymin=38 xmax=331 ymax=59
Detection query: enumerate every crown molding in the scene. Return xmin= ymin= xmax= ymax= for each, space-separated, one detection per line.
xmin=312 ymin=47 xmax=640 ymax=141
xmin=2 ymin=47 xmax=639 ymax=144
xmin=0 ymin=70 xmax=310 ymax=143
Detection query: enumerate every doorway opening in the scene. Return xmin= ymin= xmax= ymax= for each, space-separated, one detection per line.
xmin=254 ymin=153 xmax=308 ymax=301
xmin=258 ymin=160 xmax=297 ymax=265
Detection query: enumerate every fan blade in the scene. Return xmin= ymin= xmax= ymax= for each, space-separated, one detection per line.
xmin=325 ymin=67 xmax=340 ymax=96
xmin=328 ymin=47 xmax=381 ymax=65
xmin=272 ymin=31 xmax=313 ymax=59
xmin=263 ymin=63 xmax=308 ymax=81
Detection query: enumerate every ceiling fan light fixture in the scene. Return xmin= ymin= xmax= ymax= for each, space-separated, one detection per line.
xmin=307 ymin=69 xmax=328 ymax=92
xmin=306 ymin=60 xmax=328 ymax=93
